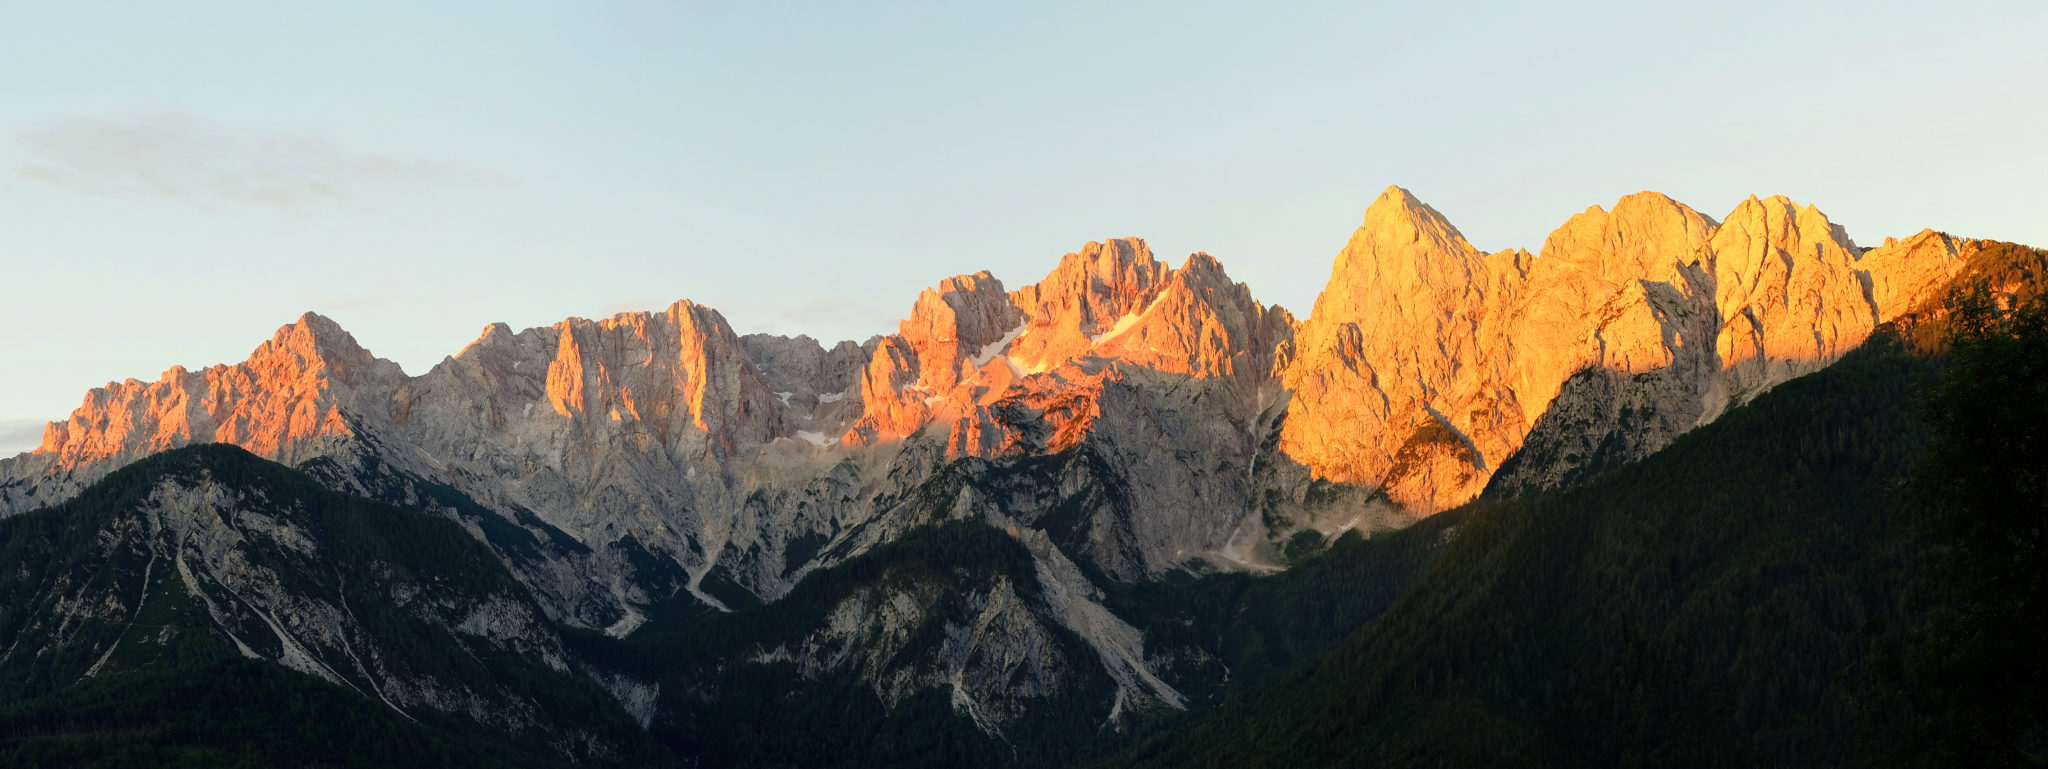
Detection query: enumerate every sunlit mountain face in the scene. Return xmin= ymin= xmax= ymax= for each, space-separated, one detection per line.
xmin=3 ymin=188 xmax=2042 ymax=768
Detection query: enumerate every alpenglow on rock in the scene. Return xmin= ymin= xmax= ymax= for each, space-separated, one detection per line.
xmin=0 ymin=185 xmax=1991 ymax=601
xmin=1281 ymin=185 xmax=1984 ymax=508
xmin=0 ymin=237 xmax=1341 ymax=620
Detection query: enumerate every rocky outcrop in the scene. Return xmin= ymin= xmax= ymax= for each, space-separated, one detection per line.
xmin=1006 ymin=239 xmax=1172 ymax=371
xmin=1473 ymin=194 xmax=1723 ymax=501
xmin=1701 ymin=195 xmax=1874 ymax=421
xmin=0 ymin=314 xmax=405 ymax=513
xmin=1280 ymin=186 xmax=1539 ymax=512
xmin=8 ymin=188 xmax=2019 ymax=766
xmin=799 ymin=242 xmax=1340 ymax=578
xmin=399 ymin=300 xmax=791 ymax=461
xmin=1280 ymin=186 xmax=1991 ymax=508
xmin=1481 ymin=365 xmax=1705 ymax=499
xmin=740 ymin=332 xmax=871 ymax=430
xmin=0 ymin=186 xmax=2006 ymax=596
xmin=0 ymin=234 xmax=1336 ymax=623
xmin=1860 ymin=229 xmax=1987 ymax=319
xmin=0 ymin=445 xmax=657 ymax=762
xmin=844 ymin=271 xmax=1025 ymax=446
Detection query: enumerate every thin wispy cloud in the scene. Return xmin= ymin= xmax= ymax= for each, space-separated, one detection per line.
xmin=14 ymin=113 xmax=503 ymax=208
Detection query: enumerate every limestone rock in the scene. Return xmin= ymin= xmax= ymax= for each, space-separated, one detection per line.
xmin=1860 ymin=229 xmax=1985 ymax=321
xmin=1700 ymin=196 xmax=1873 ymax=419
xmin=2 ymin=313 xmax=404 ymax=512
xmin=1279 ymin=186 xmax=1535 ymax=512
xmin=0 ymin=185 xmax=2008 ymax=613
xmin=845 ymin=272 xmax=1024 ymax=446
xmin=1280 ymin=186 xmax=1980 ymax=508
xmin=740 ymin=332 xmax=871 ymax=430
xmin=1006 ymin=239 xmax=1170 ymax=371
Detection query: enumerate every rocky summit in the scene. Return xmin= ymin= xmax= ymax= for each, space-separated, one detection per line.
xmin=0 ymin=188 xmax=2031 ymax=769
xmin=2 ymin=187 xmax=1987 ymax=586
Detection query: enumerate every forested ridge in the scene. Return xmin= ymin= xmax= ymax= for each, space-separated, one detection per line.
xmin=1097 ymin=242 xmax=2048 ymax=768
xmin=0 ymin=446 xmax=673 ymax=769
xmin=1099 ymin=334 xmax=1943 ymax=768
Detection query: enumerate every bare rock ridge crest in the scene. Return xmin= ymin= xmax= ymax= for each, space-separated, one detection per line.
xmin=1282 ymin=186 xmax=1980 ymax=508
xmin=0 ymin=184 xmax=1984 ymax=605
xmin=0 ymin=185 xmax=1992 ymax=732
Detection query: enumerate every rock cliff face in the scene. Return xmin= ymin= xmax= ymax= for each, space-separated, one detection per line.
xmin=1276 ymin=187 xmax=1984 ymax=506
xmin=664 ymin=521 xmax=1182 ymax=745
xmin=1702 ymin=195 xmax=1875 ymax=421
xmin=1472 ymin=193 xmax=1724 ymax=502
xmin=0 ymin=185 xmax=2018 ymax=754
xmin=840 ymin=241 xmax=1294 ymax=451
xmin=837 ymin=241 xmax=1338 ymax=578
xmin=739 ymin=332 xmax=872 ymax=431
xmin=1861 ymin=229 xmax=1991 ymax=323
xmin=2 ymin=314 xmax=406 ymax=513
xmin=0 ymin=235 xmax=1340 ymax=623
xmin=0 ymin=187 xmax=1998 ymax=591
xmin=1279 ymin=187 xmax=1532 ymax=512
xmin=845 ymin=270 xmax=1026 ymax=446
xmin=0 ymin=445 xmax=659 ymax=762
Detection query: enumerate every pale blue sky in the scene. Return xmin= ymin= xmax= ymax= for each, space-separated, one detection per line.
xmin=3 ymin=1 xmax=2044 ymax=454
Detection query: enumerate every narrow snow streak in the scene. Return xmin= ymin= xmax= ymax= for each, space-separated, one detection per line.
xmin=970 ymin=322 xmax=1029 ymax=367
xmin=1003 ymin=356 xmax=1048 ymax=378
xmin=1089 ymin=291 xmax=1169 ymax=345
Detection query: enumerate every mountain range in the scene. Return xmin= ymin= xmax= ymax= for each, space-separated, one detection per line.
xmin=0 ymin=185 xmax=2033 ymax=767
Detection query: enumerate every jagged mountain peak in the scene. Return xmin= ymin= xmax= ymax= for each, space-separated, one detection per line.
xmin=1861 ymin=229 xmax=1987 ymax=320
xmin=1718 ymin=192 xmax=1852 ymax=236
xmin=1048 ymin=236 xmax=1159 ymax=281
xmin=1534 ymin=191 xmax=1715 ymax=283
xmin=272 ymin=310 xmax=361 ymax=348
xmin=1280 ymin=184 xmax=1997 ymax=511
xmin=1177 ymin=250 xmax=1227 ymax=276
xmin=247 ymin=311 xmax=397 ymax=384
xmin=464 ymin=320 xmax=519 ymax=351
xmin=2 ymin=185 xmax=2017 ymax=583
xmin=902 ymin=270 xmax=1021 ymax=357
xmin=21 ymin=311 xmax=404 ymax=484
xmin=2 ymin=182 xmax=2038 ymax=768
xmin=1344 ymin=187 xmax=1475 ymax=274
xmin=1008 ymin=238 xmax=1171 ymax=359
xmin=1281 ymin=188 xmax=1514 ymax=506
xmin=843 ymin=238 xmax=1283 ymax=449
xmin=1357 ymin=184 xmax=1464 ymax=240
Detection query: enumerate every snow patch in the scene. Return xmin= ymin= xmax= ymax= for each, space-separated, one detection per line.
xmin=796 ymin=430 xmax=835 ymax=447
xmin=776 ymin=391 xmax=794 ymax=406
xmin=1004 ymin=356 xmax=1048 ymax=378
xmin=816 ymin=392 xmax=845 ymax=404
xmin=971 ymin=322 xmax=1029 ymax=367
xmin=1089 ymin=292 xmax=1168 ymax=345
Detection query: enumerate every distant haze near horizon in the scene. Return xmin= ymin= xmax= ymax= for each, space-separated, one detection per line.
xmin=4 ymin=1 xmax=2044 ymax=455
